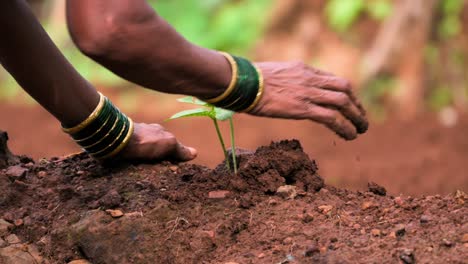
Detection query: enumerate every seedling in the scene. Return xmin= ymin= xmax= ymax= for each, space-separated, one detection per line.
xmin=168 ymin=97 xmax=238 ymax=174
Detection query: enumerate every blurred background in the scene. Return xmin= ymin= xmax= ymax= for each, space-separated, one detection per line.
xmin=0 ymin=0 xmax=467 ymax=195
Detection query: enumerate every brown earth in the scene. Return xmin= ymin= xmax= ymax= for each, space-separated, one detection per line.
xmin=0 ymin=138 xmax=467 ymax=264
xmin=1 ymin=91 xmax=467 ymax=196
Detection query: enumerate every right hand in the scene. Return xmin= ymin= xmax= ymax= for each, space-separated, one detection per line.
xmin=249 ymin=61 xmax=368 ymax=140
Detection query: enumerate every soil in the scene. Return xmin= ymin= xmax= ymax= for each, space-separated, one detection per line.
xmin=1 ymin=97 xmax=467 ymax=196
xmin=0 ymin=139 xmax=467 ymax=264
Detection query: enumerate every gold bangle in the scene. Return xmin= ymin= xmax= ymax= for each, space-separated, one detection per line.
xmin=62 ymin=92 xmax=105 ymax=134
xmin=90 ymin=116 xmax=129 ymax=158
xmin=75 ymin=113 xmax=113 ymax=143
xmin=98 ymin=118 xmax=134 ymax=160
xmin=242 ymin=65 xmax=265 ymax=113
xmin=81 ymin=113 xmax=120 ymax=149
xmin=205 ymin=52 xmax=238 ymax=104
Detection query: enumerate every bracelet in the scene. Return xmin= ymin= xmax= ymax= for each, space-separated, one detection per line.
xmin=203 ymin=52 xmax=264 ymax=112
xmin=62 ymin=93 xmax=134 ymax=160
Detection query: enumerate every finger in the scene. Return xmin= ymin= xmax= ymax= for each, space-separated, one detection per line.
xmin=306 ymin=104 xmax=358 ymax=140
xmin=309 ymin=75 xmax=367 ymax=116
xmin=172 ymin=142 xmax=197 ymax=161
xmin=305 ymin=88 xmax=368 ymax=134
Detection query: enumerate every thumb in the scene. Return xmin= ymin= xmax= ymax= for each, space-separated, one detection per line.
xmin=173 ymin=142 xmax=197 ymax=161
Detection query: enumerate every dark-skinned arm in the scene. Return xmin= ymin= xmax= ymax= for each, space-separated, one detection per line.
xmin=66 ymin=0 xmax=368 ymax=140
xmin=0 ymin=0 xmax=196 ymax=162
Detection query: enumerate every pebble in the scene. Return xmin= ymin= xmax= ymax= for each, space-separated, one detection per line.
xmin=276 ymin=185 xmax=297 ymax=199
xmin=208 ymin=190 xmax=231 ymax=199
xmin=105 ymin=209 xmax=124 ymax=218
xmin=169 ymin=166 xmax=178 ymax=172
xmin=367 ymin=182 xmax=387 ymax=196
xmin=0 ymin=238 xmax=6 ymax=248
xmin=13 ymin=219 xmax=23 ymax=227
xmin=68 ymin=260 xmax=92 ymax=264
xmin=361 ymin=201 xmax=376 ymax=210
xmin=353 ymin=224 xmax=361 ymax=230
xmin=442 ymin=239 xmax=452 ymax=247
xmin=301 ymin=213 xmax=314 ymax=223
xmin=5 ymin=234 xmax=21 ymax=244
xmin=420 ymin=215 xmax=430 ymax=224
xmin=371 ymin=229 xmax=381 ymax=237
xmin=317 ymin=205 xmax=333 ymax=214
xmin=395 ymin=225 xmax=406 ymax=238
xmin=394 ymin=197 xmax=405 ymax=206
xmin=282 ymin=237 xmax=293 ymax=245
xmin=399 ymin=248 xmax=415 ymax=264
xmin=304 ymin=245 xmax=320 ymax=257
xmin=37 ymin=171 xmax=47 ymax=179
xmin=258 ymin=253 xmax=266 ymax=258
xmin=461 ymin=233 xmax=468 ymax=243
xmin=0 ymin=219 xmax=13 ymax=237
xmin=5 ymin=165 xmax=28 ymax=178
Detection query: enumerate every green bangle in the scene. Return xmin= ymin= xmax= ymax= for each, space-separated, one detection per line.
xmin=204 ymin=53 xmax=263 ymax=112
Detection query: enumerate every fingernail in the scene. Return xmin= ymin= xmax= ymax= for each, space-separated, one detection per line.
xmin=188 ymin=147 xmax=198 ymax=157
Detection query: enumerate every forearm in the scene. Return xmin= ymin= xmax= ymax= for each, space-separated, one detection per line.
xmin=0 ymin=0 xmax=99 ymax=127
xmin=66 ymin=0 xmax=231 ymax=99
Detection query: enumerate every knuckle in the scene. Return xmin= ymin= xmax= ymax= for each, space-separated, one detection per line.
xmin=335 ymin=93 xmax=351 ymax=107
xmin=338 ymin=79 xmax=352 ymax=91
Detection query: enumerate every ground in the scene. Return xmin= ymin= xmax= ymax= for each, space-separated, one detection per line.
xmin=0 ymin=138 xmax=467 ymax=264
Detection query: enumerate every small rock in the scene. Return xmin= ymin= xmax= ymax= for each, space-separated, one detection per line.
xmin=208 ymin=190 xmax=231 ymax=199
xmin=169 ymin=166 xmax=178 ymax=172
xmin=420 ymin=215 xmax=430 ymax=224
xmin=283 ymin=237 xmax=293 ymax=245
xmin=395 ymin=225 xmax=406 ymax=238
xmin=5 ymin=234 xmax=20 ymax=244
xmin=105 ymin=209 xmax=124 ymax=218
xmin=394 ymin=197 xmax=405 ymax=206
xmin=268 ymin=198 xmax=278 ymax=206
xmin=301 ymin=213 xmax=314 ymax=223
xmin=460 ymin=233 xmax=468 ymax=243
xmin=361 ymin=201 xmax=376 ymax=210
xmin=68 ymin=260 xmax=92 ymax=264
xmin=36 ymin=171 xmax=47 ymax=179
xmin=0 ymin=244 xmax=37 ymax=264
xmin=304 ymin=245 xmax=320 ymax=257
xmin=399 ymin=248 xmax=414 ymax=264
xmin=367 ymin=182 xmax=386 ymax=196
xmin=0 ymin=219 xmax=13 ymax=236
xmin=0 ymin=238 xmax=6 ymax=248
xmin=258 ymin=253 xmax=266 ymax=258
xmin=5 ymin=165 xmax=28 ymax=179
xmin=353 ymin=224 xmax=361 ymax=230
xmin=13 ymin=219 xmax=23 ymax=227
xmin=442 ymin=239 xmax=452 ymax=247
xmin=389 ymin=232 xmax=397 ymax=239
xmin=99 ymin=190 xmax=123 ymax=208
xmin=276 ymin=185 xmax=297 ymax=199
xmin=317 ymin=205 xmax=333 ymax=215
xmin=330 ymin=237 xmax=338 ymax=243
xmin=371 ymin=229 xmax=381 ymax=237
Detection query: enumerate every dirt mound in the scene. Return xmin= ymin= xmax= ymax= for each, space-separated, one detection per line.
xmin=0 ymin=139 xmax=466 ymax=264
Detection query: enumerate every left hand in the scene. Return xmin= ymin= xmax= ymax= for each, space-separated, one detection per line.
xmin=116 ymin=123 xmax=197 ymax=162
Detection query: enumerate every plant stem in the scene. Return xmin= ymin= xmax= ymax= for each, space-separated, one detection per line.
xmin=229 ymin=117 xmax=238 ymax=174
xmin=212 ymin=119 xmax=230 ymax=171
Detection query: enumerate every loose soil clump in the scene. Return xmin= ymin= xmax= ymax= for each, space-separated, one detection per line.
xmin=0 ymin=138 xmax=466 ymax=263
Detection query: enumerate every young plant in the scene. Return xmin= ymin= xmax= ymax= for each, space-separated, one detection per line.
xmin=168 ymin=97 xmax=238 ymax=174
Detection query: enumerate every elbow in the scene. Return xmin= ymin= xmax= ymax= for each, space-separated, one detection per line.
xmin=68 ymin=16 xmax=125 ymax=60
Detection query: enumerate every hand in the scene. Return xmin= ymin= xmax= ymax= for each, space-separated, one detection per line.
xmin=116 ymin=123 xmax=197 ymax=162
xmin=249 ymin=62 xmax=368 ymax=140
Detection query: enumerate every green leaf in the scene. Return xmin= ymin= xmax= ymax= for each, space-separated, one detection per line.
xmin=325 ymin=0 xmax=365 ymax=33
xmin=167 ymin=108 xmax=213 ymax=120
xmin=177 ymin=96 xmax=209 ymax=106
xmin=214 ymin=107 xmax=235 ymax=121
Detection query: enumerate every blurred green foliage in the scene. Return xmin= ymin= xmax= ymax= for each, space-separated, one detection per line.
xmin=325 ymin=0 xmax=392 ymax=33
xmin=0 ymin=0 xmax=271 ymax=100
xmin=438 ymin=0 xmax=464 ymax=39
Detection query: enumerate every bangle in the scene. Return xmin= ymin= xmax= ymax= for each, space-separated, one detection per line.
xmin=62 ymin=93 xmax=133 ymax=160
xmin=203 ymin=52 xmax=264 ymax=112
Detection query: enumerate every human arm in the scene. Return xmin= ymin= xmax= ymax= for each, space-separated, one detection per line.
xmin=0 ymin=0 xmax=196 ymax=162
xmin=66 ymin=0 xmax=368 ymax=140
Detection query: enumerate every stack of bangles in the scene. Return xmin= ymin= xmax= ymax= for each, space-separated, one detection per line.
xmin=203 ymin=52 xmax=264 ymax=112
xmin=62 ymin=92 xmax=134 ymax=160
